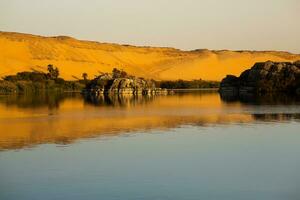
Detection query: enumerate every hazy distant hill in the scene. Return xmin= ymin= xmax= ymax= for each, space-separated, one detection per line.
xmin=1 ymin=31 xmax=299 ymax=80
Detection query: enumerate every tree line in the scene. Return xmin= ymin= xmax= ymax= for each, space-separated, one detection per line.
xmin=155 ymin=79 xmax=220 ymax=89
xmin=0 ymin=64 xmax=85 ymax=93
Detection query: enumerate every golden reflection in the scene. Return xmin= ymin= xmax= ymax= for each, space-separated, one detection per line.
xmin=0 ymin=92 xmax=298 ymax=150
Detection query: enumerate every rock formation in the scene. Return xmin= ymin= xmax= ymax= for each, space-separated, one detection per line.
xmin=84 ymin=73 xmax=167 ymax=96
xmin=220 ymin=61 xmax=300 ymax=96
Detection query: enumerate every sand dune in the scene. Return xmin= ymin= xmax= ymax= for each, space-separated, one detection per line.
xmin=1 ymin=31 xmax=300 ymax=81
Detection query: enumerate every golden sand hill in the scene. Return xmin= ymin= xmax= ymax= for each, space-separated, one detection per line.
xmin=1 ymin=31 xmax=300 ymax=81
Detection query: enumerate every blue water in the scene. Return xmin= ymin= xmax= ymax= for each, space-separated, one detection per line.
xmin=1 ymin=123 xmax=300 ymax=200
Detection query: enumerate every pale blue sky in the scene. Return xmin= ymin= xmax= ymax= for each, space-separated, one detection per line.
xmin=0 ymin=0 xmax=299 ymax=53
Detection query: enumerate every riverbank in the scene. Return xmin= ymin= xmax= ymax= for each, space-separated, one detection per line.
xmin=0 ymin=67 xmax=220 ymax=95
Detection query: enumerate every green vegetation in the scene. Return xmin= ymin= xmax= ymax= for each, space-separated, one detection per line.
xmin=155 ymin=79 xmax=220 ymax=89
xmin=0 ymin=64 xmax=85 ymax=94
xmin=47 ymin=64 xmax=59 ymax=79
xmin=112 ymin=68 xmax=129 ymax=79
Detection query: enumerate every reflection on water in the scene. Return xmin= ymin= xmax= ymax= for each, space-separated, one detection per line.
xmin=83 ymin=93 xmax=156 ymax=107
xmin=0 ymin=91 xmax=299 ymax=150
xmin=220 ymin=92 xmax=300 ymax=122
xmin=220 ymin=92 xmax=300 ymax=105
xmin=1 ymin=91 xmax=300 ymax=200
xmin=0 ymin=92 xmax=73 ymax=109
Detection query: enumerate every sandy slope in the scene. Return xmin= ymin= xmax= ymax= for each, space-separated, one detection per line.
xmin=0 ymin=31 xmax=300 ymax=81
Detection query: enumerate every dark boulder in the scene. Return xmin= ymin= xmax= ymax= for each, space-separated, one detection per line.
xmin=219 ymin=75 xmax=239 ymax=96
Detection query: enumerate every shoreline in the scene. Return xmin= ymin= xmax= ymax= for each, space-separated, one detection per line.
xmin=0 ymin=88 xmax=220 ymax=95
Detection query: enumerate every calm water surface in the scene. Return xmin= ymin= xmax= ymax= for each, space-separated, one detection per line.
xmin=0 ymin=91 xmax=299 ymax=200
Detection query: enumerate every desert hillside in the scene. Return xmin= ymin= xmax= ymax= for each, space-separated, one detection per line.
xmin=1 ymin=31 xmax=300 ymax=81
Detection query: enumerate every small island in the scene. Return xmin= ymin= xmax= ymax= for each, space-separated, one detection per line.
xmin=219 ymin=61 xmax=300 ymax=97
xmin=84 ymin=68 xmax=167 ymax=96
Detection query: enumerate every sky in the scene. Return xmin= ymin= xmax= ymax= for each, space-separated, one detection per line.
xmin=0 ymin=0 xmax=299 ymax=53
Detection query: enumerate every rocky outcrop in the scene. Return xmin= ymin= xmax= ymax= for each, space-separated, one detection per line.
xmin=85 ymin=74 xmax=167 ymax=96
xmin=109 ymin=78 xmax=154 ymax=95
xmin=220 ymin=61 xmax=300 ymax=96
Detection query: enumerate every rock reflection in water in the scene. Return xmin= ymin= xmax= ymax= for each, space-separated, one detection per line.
xmin=83 ymin=93 xmax=156 ymax=108
xmin=220 ymin=92 xmax=300 ymax=105
xmin=253 ymin=113 xmax=300 ymax=121
xmin=220 ymin=92 xmax=300 ymax=122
